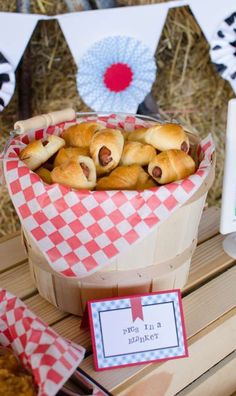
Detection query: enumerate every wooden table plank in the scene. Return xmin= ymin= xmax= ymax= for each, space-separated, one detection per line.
xmin=197 ymin=206 xmax=220 ymax=244
xmin=185 ymin=234 xmax=233 ymax=293
xmin=0 ymin=208 xmax=233 ymax=344
xmin=177 ymin=351 xmax=236 ymax=396
xmin=0 ymin=233 xmax=27 ymax=272
xmin=79 ymin=267 xmax=236 ymax=391
xmin=52 ymin=316 xmax=92 ymax=350
xmin=0 ymin=262 xmax=36 ymax=298
xmin=115 ymin=309 xmax=236 ymax=396
xmin=183 ymin=266 xmax=236 ymax=336
xmin=25 ymin=294 xmax=67 ymax=325
xmin=0 ymin=206 xmax=235 ymax=395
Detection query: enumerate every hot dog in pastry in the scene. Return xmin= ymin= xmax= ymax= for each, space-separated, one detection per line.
xmin=127 ymin=127 xmax=148 ymax=144
xmin=90 ymin=128 xmax=124 ymax=175
xmin=54 ymin=147 xmax=90 ymax=167
xmin=120 ymin=141 xmax=156 ymax=166
xmin=128 ymin=123 xmax=189 ymax=152
xmin=148 ymin=149 xmax=195 ymax=184
xmin=19 ymin=135 xmax=65 ymax=170
xmin=35 ymin=167 xmax=52 ymax=184
xmin=62 ymin=122 xmax=104 ymax=148
xmin=51 ymin=155 xmax=96 ymax=190
xmin=96 ymin=164 xmax=156 ymax=190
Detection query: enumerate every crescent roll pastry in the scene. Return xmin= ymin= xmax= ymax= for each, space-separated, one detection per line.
xmin=120 ymin=141 xmax=156 ymax=166
xmin=19 ymin=135 xmax=65 ymax=170
xmin=90 ymin=128 xmax=124 ymax=175
xmin=121 ymin=130 xmax=129 ymax=141
xmin=62 ymin=122 xmax=104 ymax=148
xmin=127 ymin=127 xmax=148 ymax=143
xmin=35 ymin=167 xmax=52 ymax=184
xmin=148 ymin=149 xmax=196 ymax=185
xmin=51 ymin=155 xmax=96 ymax=190
xmin=136 ymin=168 xmax=157 ymax=190
xmin=128 ymin=123 xmax=189 ymax=153
xmin=96 ymin=164 xmax=156 ymax=191
xmin=54 ymin=146 xmax=90 ymax=167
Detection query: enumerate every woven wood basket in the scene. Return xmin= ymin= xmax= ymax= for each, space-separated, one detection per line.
xmin=21 ymin=132 xmax=215 ymax=316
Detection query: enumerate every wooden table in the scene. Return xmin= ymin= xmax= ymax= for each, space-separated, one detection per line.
xmin=0 ymin=207 xmax=236 ymax=395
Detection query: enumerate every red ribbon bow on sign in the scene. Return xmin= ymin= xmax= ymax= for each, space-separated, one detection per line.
xmin=130 ymin=297 xmax=144 ymax=322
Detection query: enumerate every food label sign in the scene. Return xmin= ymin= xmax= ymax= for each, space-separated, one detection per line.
xmin=88 ymin=290 xmax=188 ymax=370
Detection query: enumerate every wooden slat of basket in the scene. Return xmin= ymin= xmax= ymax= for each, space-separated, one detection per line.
xmin=79 ymin=266 xmax=236 ymax=391
xmin=177 ymin=351 xmax=236 ymax=396
xmin=0 ymin=207 xmax=220 ymax=274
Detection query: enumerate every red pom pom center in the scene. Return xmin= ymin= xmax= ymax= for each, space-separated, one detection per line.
xmin=103 ymin=63 xmax=133 ymax=92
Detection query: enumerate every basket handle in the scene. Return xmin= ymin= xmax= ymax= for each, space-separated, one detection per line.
xmin=14 ymin=108 xmax=76 ymax=134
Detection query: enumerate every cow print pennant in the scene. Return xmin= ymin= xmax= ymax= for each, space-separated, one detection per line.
xmin=210 ymin=11 xmax=236 ymax=92
xmin=0 ymin=51 xmax=15 ymax=111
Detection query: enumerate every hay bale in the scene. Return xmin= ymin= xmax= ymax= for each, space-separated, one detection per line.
xmin=0 ymin=0 xmax=233 ymax=235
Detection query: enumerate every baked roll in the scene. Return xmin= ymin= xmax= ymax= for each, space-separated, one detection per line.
xmin=90 ymin=128 xmax=124 ymax=175
xmin=51 ymin=155 xmax=96 ymax=190
xmin=120 ymin=141 xmax=156 ymax=166
xmin=96 ymin=164 xmax=156 ymax=191
xmin=62 ymin=122 xmax=104 ymax=148
xmin=148 ymin=149 xmax=196 ymax=185
xmin=127 ymin=127 xmax=148 ymax=143
xmin=54 ymin=147 xmax=90 ymax=167
xmin=136 ymin=168 xmax=157 ymax=190
xmin=128 ymin=123 xmax=189 ymax=153
xmin=19 ymin=135 xmax=65 ymax=170
xmin=35 ymin=167 xmax=52 ymax=184
xmin=121 ymin=130 xmax=129 ymax=141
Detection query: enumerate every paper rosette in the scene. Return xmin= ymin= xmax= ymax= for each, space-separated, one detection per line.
xmin=3 ymin=114 xmax=215 ymax=279
xmin=0 ymin=51 xmax=15 ymax=111
xmin=0 ymin=288 xmax=85 ymax=396
xmin=77 ymin=36 xmax=157 ymax=113
xmin=210 ymin=11 xmax=236 ymax=92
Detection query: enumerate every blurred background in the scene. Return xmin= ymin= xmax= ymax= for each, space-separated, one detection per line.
xmin=0 ymin=0 xmax=234 ymax=236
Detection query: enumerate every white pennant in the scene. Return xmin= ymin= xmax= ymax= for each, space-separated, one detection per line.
xmin=0 ymin=13 xmax=47 ymax=69
xmin=189 ymin=0 xmax=236 ymax=42
xmin=57 ymin=3 xmax=171 ymax=65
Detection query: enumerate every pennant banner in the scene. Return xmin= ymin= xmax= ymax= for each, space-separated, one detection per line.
xmin=0 ymin=13 xmax=47 ymax=69
xmin=57 ymin=3 xmax=171 ymax=62
xmin=0 ymin=13 xmax=48 ymax=111
xmin=57 ymin=3 xmax=170 ymax=112
xmin=188 ymin=0 xmax=236 ymax=42
xmin=189 ymin=0 xmax=236 ymax=92
xmin=0 ymin=0 xmax=235 ymax=113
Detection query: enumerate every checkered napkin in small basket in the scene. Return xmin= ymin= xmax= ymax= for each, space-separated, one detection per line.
xmin=0 ymin=288 xmax=85 ymax=396
xmin=2 ymin=114 xmax=215 ymax=278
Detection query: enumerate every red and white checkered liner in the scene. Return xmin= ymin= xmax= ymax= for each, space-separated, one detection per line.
xmin=0 ymin=288 xmax=85 ymax=396
xmin=2 ymin=114 xmax=215 ymax=278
